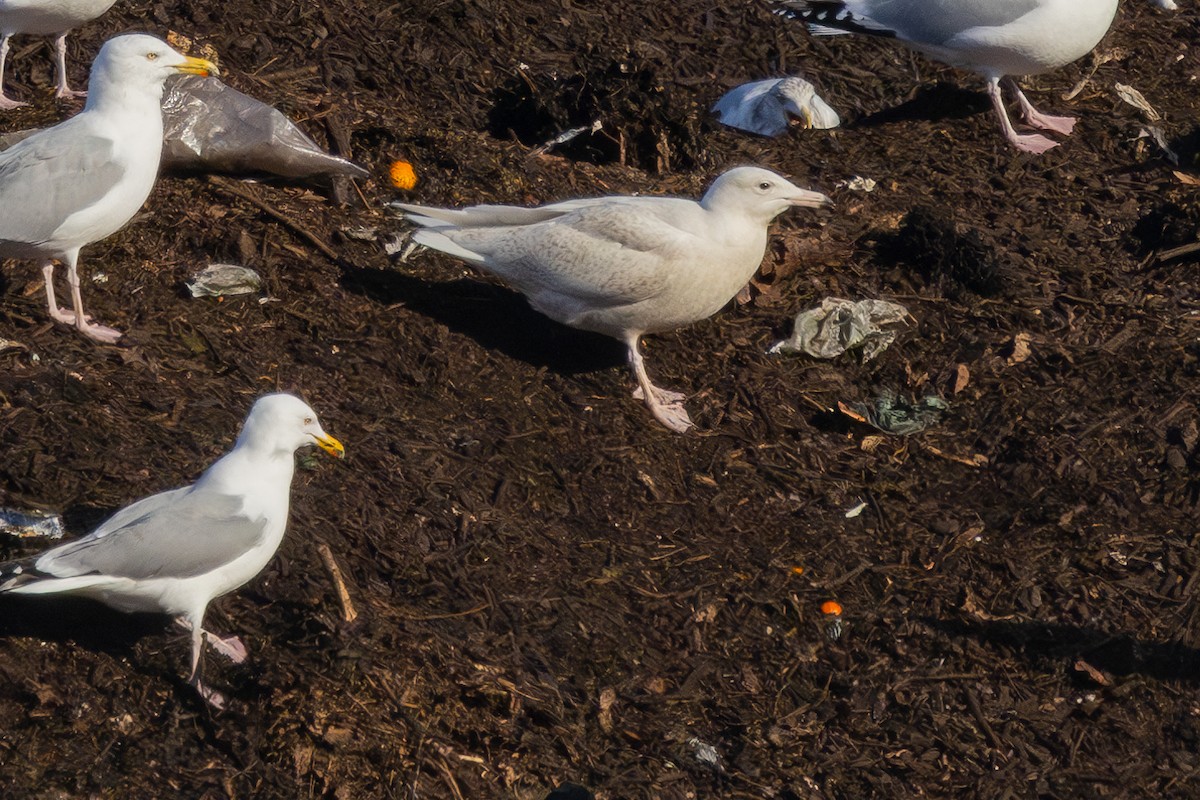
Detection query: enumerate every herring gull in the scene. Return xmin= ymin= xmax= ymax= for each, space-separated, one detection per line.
xmin=0 ymin=393 xmax=346 ymax=709
xmin=0 ymin=33 xmax=217 ymax=342
xmin=0 ymin=0 xmax=118 ymax=108
xmin=396 ymin=166 xmax=831 ymax=433
xmin=775 ymin=0 xmax=1120 ymax=153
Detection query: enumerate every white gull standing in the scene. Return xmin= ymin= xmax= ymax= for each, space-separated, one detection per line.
xmin=0 ymin=33 xmax=216 ymax=342
xmin=0 ymin=393 xmax=346 ymax=708
xmin=775 ymin=0 xmax=1120 ymax=153
xmin=396 ymin=167 xmax=831 ymax=433
xmin=0 ymin=0 xmax=118 ymax=108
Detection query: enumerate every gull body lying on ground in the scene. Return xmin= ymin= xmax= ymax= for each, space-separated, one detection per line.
xmin=396 ymin=166 xmax=831 ymax=433
xmin=0 ymin=33 xmax=216 ymax=342
xmin=0 ymin=393 xmax=345 ymax=708
xmin=0 ymin=0 xmax=117 ymax=108
xmin=775 ymin=0 xmax=1120 ymax=153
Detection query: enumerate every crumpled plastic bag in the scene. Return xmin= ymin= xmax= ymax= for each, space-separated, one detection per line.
xmin=850 ymin=392 xmax=949 ymax=435
xmin=187 ymin=263 xmax=263 ymax=298
xmin=711 ymin=77 xmax=840 ymax=137
xmin=770 ymin=298 xmax=909 ymax=361
xmin=161 ymin=74 xmax=368 ymax=180
xmin=0 ymin=77 xmax=370 ymax=183
xmin=0 ymin=507 xmax=65 ymax=539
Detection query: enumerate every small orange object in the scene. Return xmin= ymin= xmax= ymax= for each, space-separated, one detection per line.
xmin=389 ymin=159 xmax=417 ymax=190
xmin=790 ymin=566 xmax=805 ymax=576
xmin=821 ymin=601 xmax=843 ymax=616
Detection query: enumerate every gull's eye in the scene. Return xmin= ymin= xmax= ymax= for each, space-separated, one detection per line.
xmin=758 ymin=181 xmax=772 ymax=191
xmin=146 ymin=52 xmax=159 ymax=61
xmin=304 ymin=417 xmax=314 ymax=425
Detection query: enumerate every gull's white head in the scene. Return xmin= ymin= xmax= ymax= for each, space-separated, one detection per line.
xmin=701 ymin=166 xmax=831 ymax=223
xmin=86 ymin=34 xmax=219 ymax=110
xmin=237 ymin=393 xmax=345 ymax=459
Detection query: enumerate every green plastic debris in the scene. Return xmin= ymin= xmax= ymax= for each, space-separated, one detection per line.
xmin=852 ymin=391 xmax=949 ymax=435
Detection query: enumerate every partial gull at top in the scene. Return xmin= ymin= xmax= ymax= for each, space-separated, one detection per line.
xmin=0 ymin=0 xmax=117 ymax=108
xmin=775 ymin=0 xmax=1120 ymax=153
xmin=396 ymin=166 xmax=831 ymax=433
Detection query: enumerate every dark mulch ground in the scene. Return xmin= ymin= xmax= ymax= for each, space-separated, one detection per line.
xmin=3 ymin=1 xmax=1200 ymax=797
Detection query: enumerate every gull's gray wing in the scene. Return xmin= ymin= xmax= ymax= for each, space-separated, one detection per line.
xmin=845 ymin=0 xmax=1040 ymax=44
xmin=0 ymin=121 xmax=126 ymax=246
xmin=86 ymin=487 xmax=190 ymax=540
xmin=786 ymin=0 xmax=1040 ymax=44
xmin=431 ymin=199 xmax=702 ymax=311
xmin=33 ymin=489 xmax=268 ymax=581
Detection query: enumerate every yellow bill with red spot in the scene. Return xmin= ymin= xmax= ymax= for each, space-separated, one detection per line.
xmin=175 ymin=56 xmax=220 ymax=78
xmin=314 ymin=432 xmax=345 ymax=459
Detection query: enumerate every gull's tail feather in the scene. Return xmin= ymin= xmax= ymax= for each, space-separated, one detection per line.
xmin=0 ymin=556 xmax=53 ymax=593
xmin=773 ymin=1 xmax=898 ymax=38
xmin=393 ymin=202 xmax=575 ymax=229
xmin=410 ymin=229 xmax=488 ymax=266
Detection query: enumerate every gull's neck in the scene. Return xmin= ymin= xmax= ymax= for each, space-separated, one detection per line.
xmin=699 ymin=195 xmax=775 ymax=245
xmin=194 ymin=440 xmax=297 ymax=497
xmin=83 ymin=77 xmax=166 ymax=118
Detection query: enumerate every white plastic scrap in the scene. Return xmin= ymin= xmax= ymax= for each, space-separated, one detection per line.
xmin=770 ymin=298 xmax=910 ymax=362
xmin=383 ymin=232 xmax=419 ymax=260
xmin=1114 ymin=83 xmax=1161 ymax=121
xmin=0 ymin=508 xmax=65 ymax=540
xmin=1149 ymin=0 xmax=1177 ymax=9
xmin=187 ymin=264 xmax=264 ymax=298
xmin=840 ymin=175 xmax=877 ymax=193
xmin=711 ymin=77 xmax=840 ymax=137
xmin=341 ymin=226 xmax=378 ymax=242
xmin=1138 ymin=126 xmax=1179 ymax=165
xmin=686 ymin=737 xmax=723 ymax=771
xmin=531 ymin=120 xmax=603 ymax=156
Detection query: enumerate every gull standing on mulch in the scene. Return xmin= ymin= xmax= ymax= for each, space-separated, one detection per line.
xmin=775 ymin=0 xmax=1120 ymax=153
xmin=0 ymin=33 xmax=216 ymax=342
xmin=0 ymin=0 xmax=118 ymax=108
xmin=396 ymin=166 xmax=830 ymax=433
xmin=0 ymin=393 xmax=345 ymax=709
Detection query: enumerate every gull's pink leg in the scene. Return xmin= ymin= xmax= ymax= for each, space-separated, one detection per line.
xmin=53 ymin=33 xmax=86 ymax=99
xmin=203 ymin=631 xmax=248 ymax=663
xmin=42 ymin=261 xmax=80 ymax=325
xmin=181 ymin=612 xmax=229 ymax=710
xmin=0 ymin=34 xmax=29 ymax=110
xmin=63 ymin=254 xmax=122 ymax=343
xmin=1005 ymin=78 xmax=1076 ymax=136
xmin=626 ymin=335 xmax=694 ymax=433
xmin=986 ymin=77 xmax=1057 ymax=154
xmin=174 ymin=617 xmax=248 ymax=663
